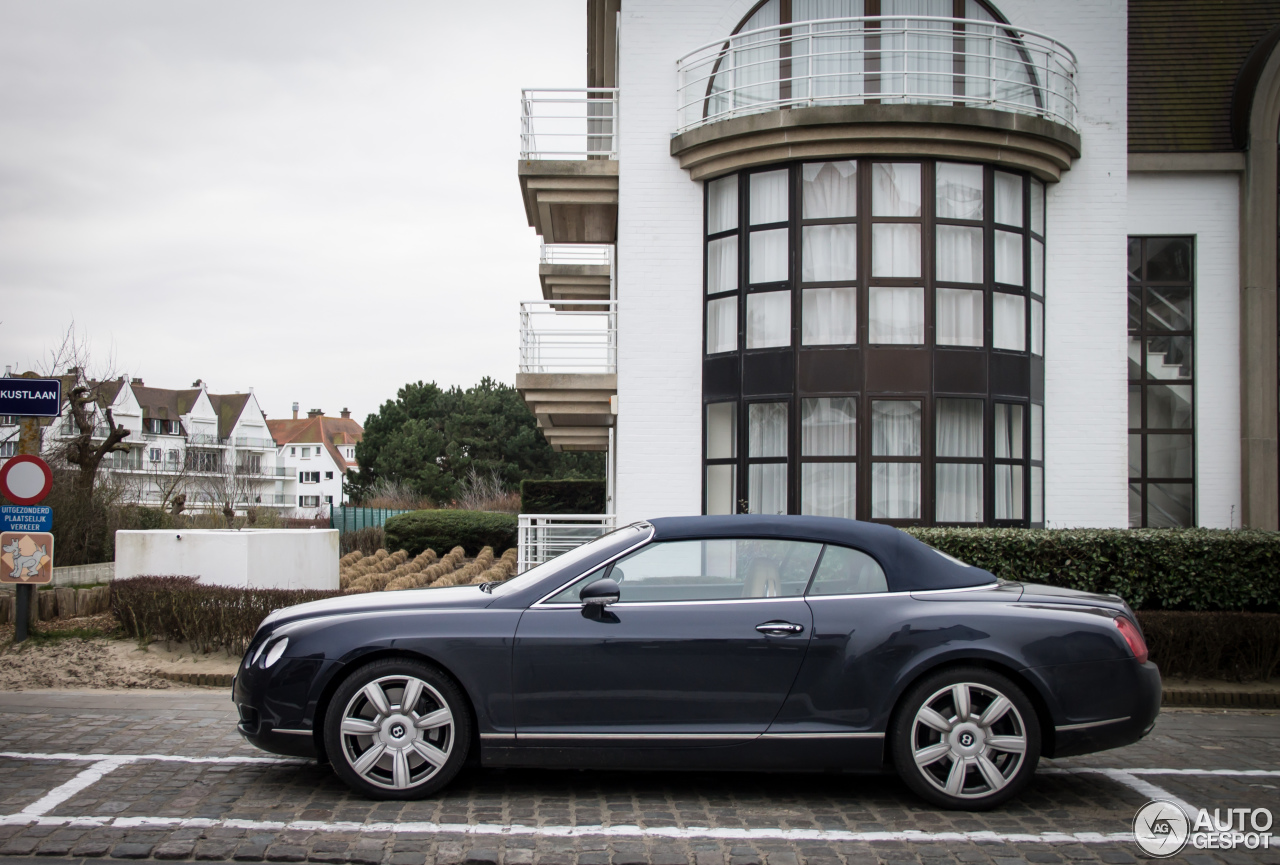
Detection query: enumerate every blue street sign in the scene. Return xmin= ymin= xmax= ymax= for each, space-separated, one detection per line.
xmin=0 ymin=506 xmax=52 ymax=533
xmin=0 ymin=379 xmax=62 ymax=418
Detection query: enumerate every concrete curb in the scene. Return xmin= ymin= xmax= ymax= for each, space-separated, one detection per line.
xmin=1162 ymin=688 xmax=1278 ymax=708
xmin=156 ymin=672 xmax=233 ymax=688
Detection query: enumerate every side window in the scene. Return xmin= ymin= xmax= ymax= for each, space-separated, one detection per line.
xmin=807 ymin=545 xmax=888 ymax=596
xmin=610 ymin=539 xmax=823 ymax=603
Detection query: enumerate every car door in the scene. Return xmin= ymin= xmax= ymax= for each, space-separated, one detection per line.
xmin=511 ymin=537 xmax=823 ymax=743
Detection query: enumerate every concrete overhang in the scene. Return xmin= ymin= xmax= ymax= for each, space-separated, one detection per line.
xmin=518 ymin=160 xmax=619 ymax=244
xmin=539 ymin=262 xmax=611 ymax=303
xmin=670 ymin=104 xmax=1082 ymax=183
xmin=516 ymin=372 xmax=617 ymax=452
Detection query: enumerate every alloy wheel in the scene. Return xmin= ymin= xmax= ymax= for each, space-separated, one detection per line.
xmin=909 ymin=681 xmax=1028 ymax=799
xmin=338 ymin=674 xmax=454 ymax=791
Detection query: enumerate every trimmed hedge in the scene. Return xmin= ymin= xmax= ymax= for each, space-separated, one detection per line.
xmin=520 ymin=479 xmax=606 ymax=515
xmin=384 ymin=510 xmax=518 ymax=557
xmin=1137 ymin=611 xmax=1280 ymax=681
xmin=906 ymin=527 xmax=1280 ymax=612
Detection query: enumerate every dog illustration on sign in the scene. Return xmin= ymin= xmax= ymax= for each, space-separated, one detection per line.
xmin=2 ymin=538 xmax=47 ymax=580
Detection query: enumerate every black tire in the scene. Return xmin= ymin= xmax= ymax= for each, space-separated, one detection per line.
xmin=323 ymin=657 xmax=471 ymax=800
xmin=890 ymin=666 xmax=1041 ymax=810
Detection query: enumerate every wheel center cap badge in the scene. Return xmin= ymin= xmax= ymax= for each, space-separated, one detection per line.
xmin=390 ymin=724 xmax=405 ymax=739
xmin=959 ymin=732 xmax=974 ymax=747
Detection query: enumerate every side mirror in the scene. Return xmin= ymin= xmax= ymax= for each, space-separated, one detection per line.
xmin=580 ymin=578 xmax=620 ymax=606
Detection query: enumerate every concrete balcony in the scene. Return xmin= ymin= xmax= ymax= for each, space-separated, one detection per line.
xmin=518 ymin=88 xmax=619 ymax=244
xmin=539 ymin=243 xmax=612 ymax=304
xmin=516 ymin=300 xmax=617 ymax=452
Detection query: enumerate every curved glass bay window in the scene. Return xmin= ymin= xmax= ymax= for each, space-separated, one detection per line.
xmin=703 ymin=159 xmax=1046 ymax=526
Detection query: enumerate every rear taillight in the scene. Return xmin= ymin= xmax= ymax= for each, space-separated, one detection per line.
xmin=1115 ymin=616 xmax=1149 ymax=664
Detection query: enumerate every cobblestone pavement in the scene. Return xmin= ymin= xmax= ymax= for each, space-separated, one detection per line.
xmin=0 ymin=691 xmax=1273 ymax=865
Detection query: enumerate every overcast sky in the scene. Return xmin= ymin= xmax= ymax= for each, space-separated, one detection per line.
xmin=0 ymin=0 xmax=584 ymax=424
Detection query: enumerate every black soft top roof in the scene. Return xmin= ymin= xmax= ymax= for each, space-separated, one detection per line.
xmin=647 ymin=515 xmax=995 ymax=593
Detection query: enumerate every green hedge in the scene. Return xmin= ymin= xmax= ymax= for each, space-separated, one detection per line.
xmin=384 ymin=510 xmax=518 ymax=557
xmin=1137 ymin=611 xmax=1280 ymax=681
xmin=906 ymin=527 xmax=1280 ymax=612
xmin=520 ymin=479 xmax=606 ymax=515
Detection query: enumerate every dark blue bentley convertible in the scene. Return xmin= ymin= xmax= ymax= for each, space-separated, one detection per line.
xmin=233 ymin=515 xmax=1161 ymax=810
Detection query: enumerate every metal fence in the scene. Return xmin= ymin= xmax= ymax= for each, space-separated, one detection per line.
xmin=520 ymin=88 xmax=619 ymax=159
xmin=330 ymin=506 xmax=414 ymax=536
xmin=517 ymin=513 xmax=617 ymax=573
xmin=540 ymin=243 xmax=612 ymax=266
xmin=519 ymin=300 xmax=618 ymax=374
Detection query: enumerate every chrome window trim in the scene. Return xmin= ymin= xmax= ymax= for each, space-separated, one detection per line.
xmin=805 ymin=582 xmax=998 ymax=601
xmin=1054 ymin=716 xmax=1130 ymax=732
xmin=531 ymin=524 xmax=656 ymax=607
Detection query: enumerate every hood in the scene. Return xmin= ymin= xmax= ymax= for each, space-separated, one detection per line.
xmin=261 ymin=585 xmax=491 ymax=631
xmin=1014 ymin=582 xmax=1132 ymax=615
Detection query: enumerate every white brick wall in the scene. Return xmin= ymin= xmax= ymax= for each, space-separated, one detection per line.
xmin=1127 ymin=173 xmax=1242 ymax=528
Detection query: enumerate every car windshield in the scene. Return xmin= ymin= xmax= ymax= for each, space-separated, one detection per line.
xmin=487 ymin=522 xmax=653 ymax=597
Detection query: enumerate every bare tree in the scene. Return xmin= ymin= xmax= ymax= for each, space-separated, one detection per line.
xmin=190 ymin=448 xmax=259 ymax=527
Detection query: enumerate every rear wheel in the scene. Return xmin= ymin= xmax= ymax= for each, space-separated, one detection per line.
xmin=323 ymin=658 xmax=471 ymax=799
xmin=890 ymin=667 xmax=1040 ymax=810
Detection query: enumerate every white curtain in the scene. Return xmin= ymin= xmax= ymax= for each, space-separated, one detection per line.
xmin=872 ymin=463 xmax=921 ymax=518
xmin=803 ymin=224 xmax=857 ymax=281
xmin=708 ymin=176 xmax=739 ymax=234
xmin=936 ymin=464 xmax=982 ymax=522
xmin=994 ymin=230 xmax=1023 ymax=285
xmin=994 ymin=172 xmax=1023 ymax=227
xmin=994 ymin=464 xmax=1023 ymax=519
xmin=868 ymin=285 xmax=924 ymax=344
xmin=706 ymin=464 xmax=737 ymax=515
xmin=749 ymin=402 xmax=788 ymax=457
xmin=872 ymin=163 xmax=921 ymax=216
xmin=747 ymin=291 xmax=792 ymax=348
xmin=750 ymin=228 xmax=789 ymax=283
xmin=792 ymin=0 xmax=865 ymax=106
xmin=803 ymin=287 xmax=857 ymax=345
xmin=871 ymin=400 xmax=920 ymax=455
xmin=936 ymin=162 xmax=984 ymax=220
xmin=706 ymin=402 xmax=736 ymax=458
xmin=749 ymin=463 xmax=788 ymax=514
xmin=880 ymin=0 xmax=952 ymax=103
xmin=994 ymin=403 xmax=1024 ymax=459
xmin=801 ymin=462 xmax=856 ymax=518
xmin=993 ymin=291 xmax=1025 ymax=351
xmin=872 ymin=224 xmax=921 ymax=278
xmin=1030 ymin=178 xmax=1045 ymax=235
xmin=802 ymin=397 xmax=856 ymax=455
xmin=1031 ymin=298 xmax=1044 ymax=356
xmin=1031 ymin=239 xmax=1044 ymax=296
xmin=732 ymin=0 xmax=782 ymax=112
xmin=706 ymin=296 xmax=738 ymax=354
xmin=750 ymin=169 xmax=789 ymax=224
xmin=802 ymin=161 xmax=858 ymax=218
xmin=936 ymin=288 xmax=983 ymax=347
xmin=707 ymin=236 xmax=738 ymax=294
xmin=936 ymin=398 xmax=982 ymax=457
xmin=936 ymin=225 xmax=983 ymax=283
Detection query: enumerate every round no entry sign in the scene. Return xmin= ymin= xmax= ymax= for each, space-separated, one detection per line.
xmin=0 ymin=455 xmax=53 ymax=505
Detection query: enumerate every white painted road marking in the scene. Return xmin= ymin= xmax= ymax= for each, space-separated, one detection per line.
xmin=20 ymin=757 xmax=130 ymax=817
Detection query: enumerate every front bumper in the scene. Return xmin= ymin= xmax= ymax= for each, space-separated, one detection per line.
xmin=232 ymin=656 xmax=345 ymax=759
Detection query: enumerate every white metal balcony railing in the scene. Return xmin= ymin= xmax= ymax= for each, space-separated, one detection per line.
xmin=517 ymin=514 xmax=618 ymax=573
xmin=519 ymin=300 xmax=618 ymax=375
xmin=676 ymin=16 xmax=1078 ymax=135
xmin=234 ymin=436 xmax=277 ymax=449
xmin=520 ymin=88 xmax=619 ymax=160
xmin=188 ymin=433 xmax=229 ymax=446
xmin=540 ymin=243 xmax=613 ymax=266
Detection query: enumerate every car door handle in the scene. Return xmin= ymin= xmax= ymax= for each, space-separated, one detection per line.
xmin=756 ymin=621 xmax=805 ymax=636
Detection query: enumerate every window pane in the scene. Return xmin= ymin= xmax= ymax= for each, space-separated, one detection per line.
xmin=1147 ymin=384 xmax=1193 ymax=429
xmin=936 ymin=288 xmax=983 ymax=347
xmin=1129 ymin=385 xmax=1142 ymax=428
xmin=872 ymin=400 xmax=921 ymax=456
xmin=872 ymin=223 xmax=921 ymax=277
xmin=868 ymin=285 xmax=924 ymax=344
xmin=936 ymin=225 xmax=983 ymax=283
xmin=802 ymin=397 xmax=856 ymax=456
xmin=750 ymin=169 xmax=789 ymax=225
xmin=936 ymin=162 xmax=983 ymax=220
xmin=936 ymin=464 xmax=982 ymax=522
xmin=1143 ymin=336 xmax=1193 ymax=380
xmin=871 ymin=462 xmax=920 ymax=518
xmin=708 ymin=176 xmax=738 ymax=234
xmin=1127 ymin=336 xmax=1144 ymax=379
xmin=993 ymin=292 xmax=1025 ymax=351
xmin=1147 ymin=482 xmax=1193 ymax=527
xmin=1030 ymin=178 xmax=1044 ymax=235
xmin=749 ymin=402 xmax=788 ymax=457
xmin=746 ymin=290 xmax=791 ymax=349
xmin=1031 ymin=298 xmax=1044 ymax=355
xmin=1031 ymin=403 xmax=1043 ymax=461
xmin=706 ymin=402 xmax=736 ymax=458
xmin=1145 ymin=237 xmax=1192 ymax=282
xmin=749 ymin=463 xmax=788 ymax=515
xmin=1031 ymin=466 xmax=1043 ymax=523
xmin=706 ymin=296 xmax=738 ymax=354
xmin=1145 ymin=286 xmax=1192 ymax=331
xmin=606 ymin=539 xmax=822 ymax=602
xmin=994 ymin=464 xmax=1023 ymax=520
xmin=1129 ymin=433 xmax=1142 ymax=477
xmin=750 ymin=228 xmax=789 ymax=283
xmin=802 ymin=160 xmax=857 ymax=218
xmin=1129 ymin=482 xmax=1143 ymax=528
xmin=994 ymin=403 xmax=1024 ymax=459
xmin=936 ymin=398 xmax=983 ymax=457
xmin=802 ymin=225 xmax=857 ymax=281
xmin=707 ymin=236 xmax=738 ymax=294
xmin=994 ymin=172 xmax=1023 ymax=227
xmin=994 ymin=230 xmax=1023 ymax=285
xmin=1148 ymin=434 xmax=1193 ymax=478
xmin=1031 ymin=239 xmax=1044 ymax=296
xmin=1128 ymin=237 xmax=1142 ymax=282
xmin=706 ymin=464 xmax=737 ymax=515
xmin=808 ymin=544 xmax=887 ymax=595
xmin=802 ymin=287 xmax=857 ymax=345
xmin=871 ymin=162 xmax=921 ymax=216
xmin=801 ymin=463 xmax=857 ymax=519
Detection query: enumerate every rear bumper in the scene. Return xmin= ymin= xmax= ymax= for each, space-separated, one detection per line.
xmin=1046 ymin=659 xmax=1162 ymax=758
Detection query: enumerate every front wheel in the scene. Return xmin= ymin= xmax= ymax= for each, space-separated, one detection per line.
xmin=323 ymin=658 xmax=471 ymax=799
xmin=890 ymin=667 xmax=1041 ymax=810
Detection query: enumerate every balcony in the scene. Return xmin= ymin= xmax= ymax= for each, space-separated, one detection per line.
xmin=234 ymin=436 xmax=276 ymax=450
xmin=517 ymin=514 xmax=617 ymax=573
xmin=518 ymin=88 xmax=619 ymax=244
xmin=671 ymin=16 xmax=1080 ymax=181
xmin=516 ymin=300 xmax=617 ymax=452
xmin=539 ymin=243 xmax=612 ymax=304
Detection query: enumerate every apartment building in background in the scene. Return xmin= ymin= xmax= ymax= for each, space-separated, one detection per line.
xmin=267 ymin=405 xmax=363 ymax=513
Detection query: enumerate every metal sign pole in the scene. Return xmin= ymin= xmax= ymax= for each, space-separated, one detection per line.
xmin=13 ymin=417 xmax=40 ymax=642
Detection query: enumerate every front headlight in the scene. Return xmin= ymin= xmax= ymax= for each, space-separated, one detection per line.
xmin=263 ymin=636 xmax=289 ymax=668
xmin=250 ymin=638 xmax=270 ymax=666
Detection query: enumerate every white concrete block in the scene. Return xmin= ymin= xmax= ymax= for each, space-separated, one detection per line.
xmin=114 ymin=529 xmax=339 ymax=591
